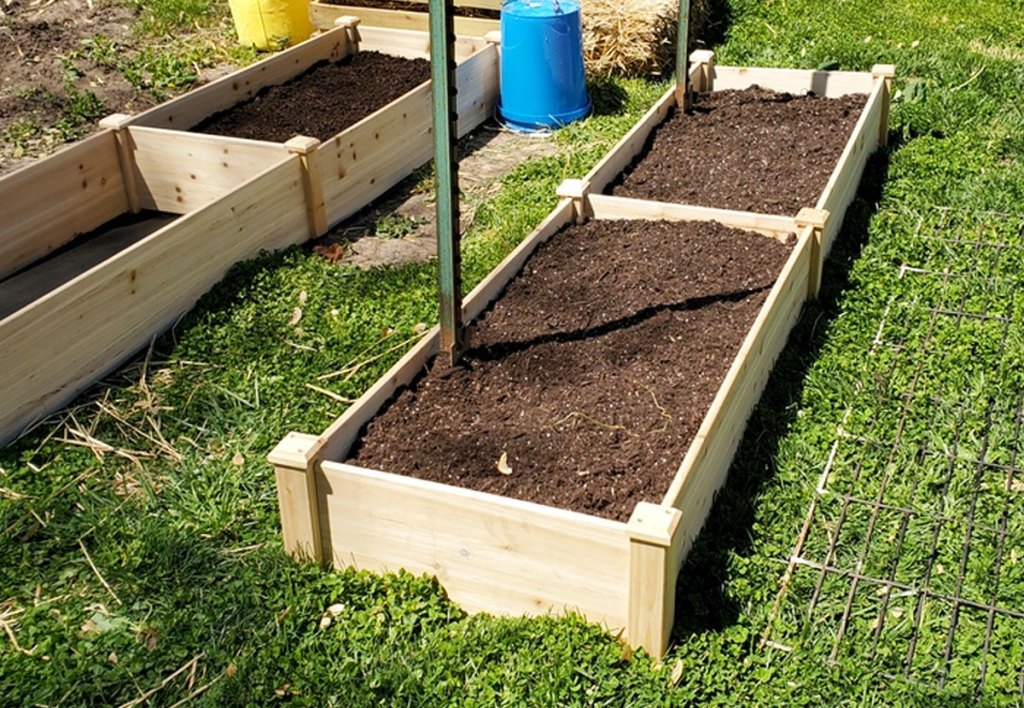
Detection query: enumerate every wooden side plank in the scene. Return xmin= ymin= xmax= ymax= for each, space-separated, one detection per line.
xmin=583 ymin=82 xmax=676 ymax=194
xmin=315 ymin=44 xmax=498 ymax=228
xmin=129 ymin=27 xmax=355 ymax=129
xmin=0 ymin=157 xmax=308 ymax=446
xmin=314 ymin=200 xmax=574 ymax=464
xmin=358 ymin=25 xmax=488 ymax=61
xmin=0 ymin=131 xmax=127 ymax=279
xmin=312 ymin=3 xmax=500 ymax=36
xmin=127 ymin=127 xmax=286 ymax=213
xmin=662 ymin=232 xmax=813 ymax=564
xmin=713 ymin=66 xmax=874 ymax=98
xmin=587 ymin=194 xmax=797 ymax=240
xmin=816 ymin=79 xmax=886 ymax=258
xmin=319 ymin=460 xmax=630 ymax=627
xmin=316 ymin=81 xmax=433 ymax=226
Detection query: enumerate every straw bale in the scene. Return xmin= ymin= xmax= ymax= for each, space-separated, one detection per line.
xmin=581 ymin=0 xmax=710 ymax=76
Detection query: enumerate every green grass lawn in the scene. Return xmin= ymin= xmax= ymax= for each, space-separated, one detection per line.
xmin=3 ymin=0 xmax=1024 ymax=704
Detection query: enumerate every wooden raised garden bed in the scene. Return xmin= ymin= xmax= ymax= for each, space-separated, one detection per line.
xmin=0 ymin=19 xmax=499 ymax=446
xmin=0 ymin=130 xmax=308 ymax=445
xmin=123 ymin=20 xmax=499 ymax=233
xmin=586 ymin=51 xmax=895 ymax=295
xmin=268 ymin=55 xmax=894 ymax=657
xmin=269 ymin=194 xmax=818 ymax=656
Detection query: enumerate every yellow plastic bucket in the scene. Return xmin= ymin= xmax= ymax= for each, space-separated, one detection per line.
xmin=227 ymin=0 xmax=313 ymax=51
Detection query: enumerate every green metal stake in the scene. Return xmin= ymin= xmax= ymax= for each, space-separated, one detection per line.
xmin=675 ymin=0 xmax=691 ymax=108
xmin=429 ymin=0 xmax=464 ymax=367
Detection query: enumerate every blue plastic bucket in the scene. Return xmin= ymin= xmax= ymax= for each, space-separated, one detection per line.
xmin=498 ymin=0 xmax=591 ymax=132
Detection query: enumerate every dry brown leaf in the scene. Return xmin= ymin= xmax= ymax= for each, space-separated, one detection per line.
xmin=298 ymin=290 xmax=308 ymax=305
xmin=496 ymin=451 xmax=513 ymax=475
xmin=231 ymin=452 xmax=244 ymax=466
xmin=289 ymin=308 xmax=303 ymax=326
xmin=314 ymin=242 xmax=346 ymax=263
xmin=226 ymin=662 xmax=237 ymax=678
xmin=108 ymin=651 xmax=118 ymax=664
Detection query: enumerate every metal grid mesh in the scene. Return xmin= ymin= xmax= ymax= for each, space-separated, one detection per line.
xmin=762 ymin=209 xmax=1024 ymax=699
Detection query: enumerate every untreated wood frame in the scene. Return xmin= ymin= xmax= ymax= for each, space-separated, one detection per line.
xmin=0 ymin=20 xmax=500 ymax=446
xmin=0 ymin=151 xmax=309 ymax=446
xmin=125 ymin=21 xmax=501 ymax=235
xmin=269 ymin=186 xmax=816 ymax=656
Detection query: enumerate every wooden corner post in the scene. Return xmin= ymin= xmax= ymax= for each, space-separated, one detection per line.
xmin=871 ymin=64 xmax=896 ymax=147
xmin=98 ymin=113 xmax=140 ymax=214
xmin=627 ymin=502 xmax=683 ymax=657
xmin=796 ymin=208 xmax=829 ymax=298
xmin=556 ymin=179 xmax=591 ymax=222
xmin=284 ymin=136 xmax=328 ymax=238
xmin=334 ymin=15 xmax=362 ymax=53
xmin=268 ymin=432 xmax=325 ymax=564
xmin=689 ymin=50 xmax=715 ymax=93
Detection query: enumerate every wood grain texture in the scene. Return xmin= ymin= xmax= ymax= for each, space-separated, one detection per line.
xmin=712 ymin=65 xmax=874 ymax=98
xmin=312 ymin=3 xmax=499 ymax=37
xmin=587 ymin=194 xmax=797 ymax=240
xmin=319 ymin=460 xmax=630 ymax=627
xmin=127 ymin=127 xmax=286 ymax=213
xmin=816 ymin=79 xmax=886 ymax=258
xmin=0 ymin=131 xmax=127 ymax=279
xmin=0 ymin=157 xmax=307 ymax=446
xmin=662 ymin=233 xmax=813 ymax=562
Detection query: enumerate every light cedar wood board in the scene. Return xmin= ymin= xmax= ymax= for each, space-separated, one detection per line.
xmin=662 ymin=227 xmax=814 ymax=568
xmin=0 ymin=131 xmax=128 ymax=279
xmin=312 ymin=3 xmax=499 ymax=36
xmin=319 ymin=460 xmax=631 ymax=628
xmin=357 ymin=25 xmax=489 ymax=61
xmin=0 ymin=157 xmax=308 ymax=446
xmin=126 ymin=128 xmax=286 ymax=213
xmin=314 ymin=43 xmax=499 ymax=226
xmin=815 ymin=78 xmax=887 ymax=259
xmin=587 ymin=194 xmax=797 ymax=240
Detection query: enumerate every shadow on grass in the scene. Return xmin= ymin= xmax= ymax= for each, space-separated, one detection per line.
xmin=670 ymin=134 xmax=903 ymax=638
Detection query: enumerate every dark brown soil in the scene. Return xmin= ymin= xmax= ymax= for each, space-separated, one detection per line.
xmin=192 ymin=51 xmax=430 ymax=142
xmin=610 ymin=87 xmax=866 ymax=215
xmin=348 ymin=219 xmax=793 ymax=521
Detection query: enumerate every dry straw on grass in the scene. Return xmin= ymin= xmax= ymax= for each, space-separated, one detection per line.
xmin=581 ymin=0 xmax=711 ymax=76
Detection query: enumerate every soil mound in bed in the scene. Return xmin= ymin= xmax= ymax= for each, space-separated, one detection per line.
xmin=348 ymin=219 xmax=794 ymax=522
xmin=611 ymin=87 xmax=866 ymax=215
xmin=192 ymin=52 xmax=430 ymax=142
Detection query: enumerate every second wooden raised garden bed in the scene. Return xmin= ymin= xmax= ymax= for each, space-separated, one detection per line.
xmin=123 ymin=20 xmax=499 ymax=233
xmin=0 ymin=18 xmax=500 ymax=445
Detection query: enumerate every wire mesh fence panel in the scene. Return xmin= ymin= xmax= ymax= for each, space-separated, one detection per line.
xmin=762 ymin=208 xmax=1024 ymax=700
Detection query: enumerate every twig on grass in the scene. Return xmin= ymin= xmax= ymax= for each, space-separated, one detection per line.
xmin=318 ymin=330 xmax=426 ymax=383
xmin=78 ymin=539 xmax=122 ymax=606
xmin=118 ymin=654 xmax=204 ymax=708
xmin=0 ymin=604 xmax=34 ymax=656
xmin=304 ymin=383 xmax=356 ymax=405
